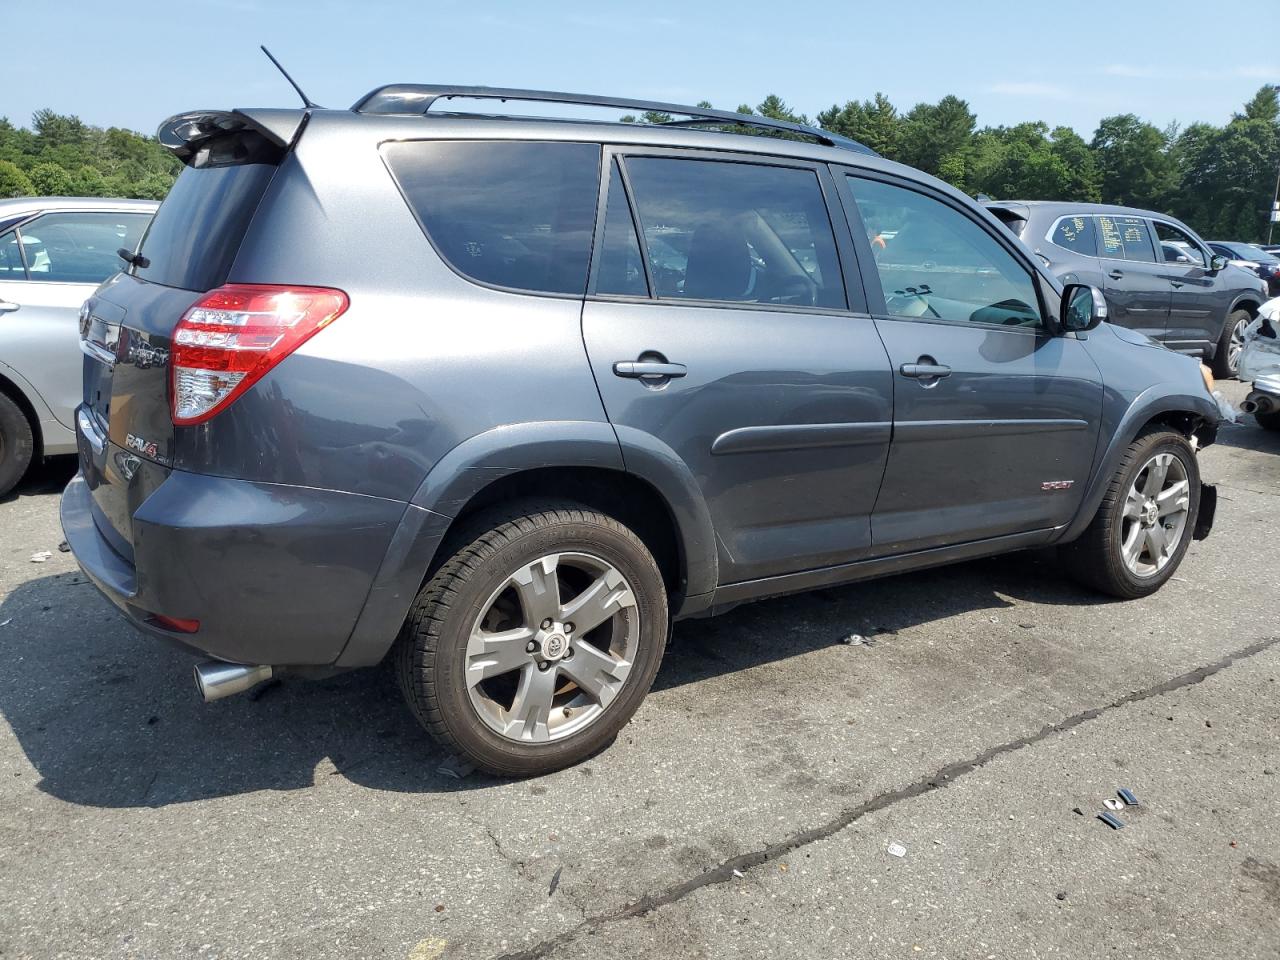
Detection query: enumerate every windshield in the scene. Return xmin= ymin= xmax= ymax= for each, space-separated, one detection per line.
xmin=1228 ymin=243 xmax=1278 ymax=263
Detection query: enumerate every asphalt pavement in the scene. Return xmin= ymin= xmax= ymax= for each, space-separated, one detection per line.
xmin=1 ymin=379 xmax=1277 ymax=960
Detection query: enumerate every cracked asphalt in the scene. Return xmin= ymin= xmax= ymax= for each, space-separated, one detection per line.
xmin=1 ymin=378 xmax=1277 ymax=960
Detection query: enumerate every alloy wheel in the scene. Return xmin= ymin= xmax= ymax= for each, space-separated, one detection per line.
xmin=465 ymin=551 xmax=640 ymax=743
xmin=1119 ymin=452 xmax=1191 ymax=578
xmin=1228 ymin=317 xmax=1249 ymax=374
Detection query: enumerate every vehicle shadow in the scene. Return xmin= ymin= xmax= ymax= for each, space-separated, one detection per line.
xmin=0 ymin=543 xmax=1102 ymax=810
xmin=1211 ymin=417 xmax=1280 ymax=458
xmin=0 ymin=455 xmax=77 ymax=503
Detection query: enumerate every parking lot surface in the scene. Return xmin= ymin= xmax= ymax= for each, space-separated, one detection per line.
xmin=1 ymin=380 xmax=1277 ymax=960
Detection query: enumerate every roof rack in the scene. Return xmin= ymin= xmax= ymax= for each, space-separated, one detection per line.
xmin=351 ymin=84 xmax=877 ymax=156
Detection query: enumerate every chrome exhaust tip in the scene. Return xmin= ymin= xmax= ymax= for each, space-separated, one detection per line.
xmin=194 ymin=661 xmax=274 ymax=702
xmin=1240 ymin=399 xmax=1258 ymax=414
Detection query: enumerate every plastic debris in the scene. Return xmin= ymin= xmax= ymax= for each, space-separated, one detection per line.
xmin=1212 ymin=390 xmax=1239 ymax=423
xmin=732 ymin=869 xmax=744 ymax=878
xmin=1118 ymin=788 xmax=1139 ymax=807
xmin=886 ymin=842 xmax=907 ymax=858
xmin=57 ymin=541 xmax=70 ymax=553
xmin=548 ymin=865 xmax=563 ymax=897
xmin=29 ymin=551 xmax=52 ymax=563
xmin=841 ymin=634 xmax=865 ymax=645
xmin=1103 ymin=797 xmax=1124 ymax=812
xmin=436 ymin=755 xmax=476 ymax=779
xmin=1097 ymin=812 xmax=1125 ymax=830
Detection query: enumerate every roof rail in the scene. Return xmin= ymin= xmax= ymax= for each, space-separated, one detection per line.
xmin=351 ymin=84 xmax=878 ymax=156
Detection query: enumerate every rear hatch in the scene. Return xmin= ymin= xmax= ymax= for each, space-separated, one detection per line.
xmin=77 ymin=110 xmax=297 ymax=559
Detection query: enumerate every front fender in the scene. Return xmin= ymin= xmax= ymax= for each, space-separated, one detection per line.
xmin=1058 ymin=384 xmax=1219 ymax=544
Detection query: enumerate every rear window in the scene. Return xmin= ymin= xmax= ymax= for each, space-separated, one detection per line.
xmin=135 ymin=162 xmax=277 ymax=291
xmin=1049 ymin=215 xmax=1096 ymax=256
xmin=383 ymin=140 xmax=601 ymax=296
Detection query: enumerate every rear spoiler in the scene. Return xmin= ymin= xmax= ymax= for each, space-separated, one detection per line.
xmin=156 ymin=108 xmax=308 ymax=164
xmin=982 ymin=201 xmax=1031 ymax=237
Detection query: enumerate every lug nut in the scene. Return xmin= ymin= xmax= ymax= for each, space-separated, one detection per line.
xmin=564 ymin=622 xmax=575 ymax=633
xmin=537 ymin=661 xmax=551 ymax=672
xmin=564 ymin=647 xmax=575 ymax=660
xmin=563 ymin=706 xmax=573 ymax=717
xmin=541 ymin=619 xmax=553 ymax=630
xmin=525 ymin=641 xmax=538 ymax=653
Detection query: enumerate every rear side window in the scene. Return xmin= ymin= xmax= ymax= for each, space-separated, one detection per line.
xmin=1049 ymin=215 xmax=1096 ymax=256
xmin=136 ymin=163 xmax=277 ymax=291
xmin=622 ymin=157 xmax=845 ymax=309
xmin=1097 ymin=216 xmax=1156 ymax=263
xmin=385 ymin=141 xmax=601 ymax=296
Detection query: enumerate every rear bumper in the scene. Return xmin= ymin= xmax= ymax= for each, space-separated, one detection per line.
xmin=60 ymin=469 xmax=407 ymax=666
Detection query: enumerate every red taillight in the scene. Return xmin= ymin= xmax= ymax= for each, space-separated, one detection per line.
xmin=170 ymin=284 xmax=349 ymax=425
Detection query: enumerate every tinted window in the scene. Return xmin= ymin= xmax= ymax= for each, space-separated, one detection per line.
xmin=8 ymin=212 xmax=150 ymax=283
xmin=385 ymin=141 xmax=601 ymax=296
xmin=595 ymin=161 xmax=648 ymax=297
xmin=623 ymin=157 xmax=845 ymax=309
xmin=1050 ymin=215 xmax=1096 ymax=255
xmin=848 ymin=177 xmax=1041 ymax=328
xmin=1152 ymin=222 xmax=1207 ymax=267
xmin=1097 ymin=216 xmax=1156 ymax=263
xmin=137 ymin=163 xmax=277 ymax=291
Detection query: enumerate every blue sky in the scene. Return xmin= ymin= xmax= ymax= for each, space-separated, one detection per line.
xmin=3 ymin=0 xmax=1277 ymax=137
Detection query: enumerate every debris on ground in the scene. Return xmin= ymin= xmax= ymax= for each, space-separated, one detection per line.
xmin=732 ymin=869 xmax=745 ymax=878
xmin=1103 ymin=797 xmax=1124 ymax=812
xmin=29 ymin=551 xmax=52 ymax=563
xmin=548 ymin=865 xmax=563 ymax=897
xmin=1055 ymin=891 xmax=1068 ymax=901
xmin=840 ymin=633 xmax=877 ymax=647
xmin=1097 ymin=812 xmax=1125 ymax=830
xmin=1118 ymin=788 xmax=1139 ymax=806
xmin=886 ymin=842 xmax=907 ymax=858
xmin=437 ymin=756 xmax=476 ymax=780
xmin=57 ymin=541 xmax=70 ymax=553
xmin=1072 ymin=807 xmax=1085 ymax=816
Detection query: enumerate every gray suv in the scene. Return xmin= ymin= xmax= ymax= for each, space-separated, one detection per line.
xmin=984 ymin=201 xmax=1268 ymax=377
xmin=62 ymin=87 xmax=1220 ymax=776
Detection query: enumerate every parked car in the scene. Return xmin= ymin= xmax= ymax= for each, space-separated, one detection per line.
xmin=62 ymin=89 xmax=1220 ymax=776
xmin=1207 ymin=241 xmax=1280 ymax=296
xmin=983 ymin=201 xmax=1268 ymax=378
xmin=0 ymin=197 xmax=158 ymax=496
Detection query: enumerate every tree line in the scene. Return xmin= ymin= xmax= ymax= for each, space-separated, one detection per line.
xmin=4 ymin=85 xmax=1279 ymax=242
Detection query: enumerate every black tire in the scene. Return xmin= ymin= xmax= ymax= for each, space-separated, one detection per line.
xmin=1062 ymin=428 xmax=1201 ymax=599
xmin=0 ymin=392 xmax=35 ymax=499
xmin=395 ymin=501 xmax=668 ymax=777
xmin=1256 ymin=410 xmax=1280 ymax=432
xmin=1213 ymin=308 xmax=1251 ymax=379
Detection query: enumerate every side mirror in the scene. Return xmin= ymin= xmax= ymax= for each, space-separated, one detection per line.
xmin=1210 ymin=254 xmax=1228 ymax=272
xmin=1060 ymin=283 xmax=1107 ymax=333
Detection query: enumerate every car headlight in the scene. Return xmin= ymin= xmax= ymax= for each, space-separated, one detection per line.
xmin=1200 ymin=362 xmax=1215 ymax=394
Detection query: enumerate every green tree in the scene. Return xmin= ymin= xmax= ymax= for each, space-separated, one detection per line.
xmin=898 ymin=96 xmax=976 ymax=188
xmin=27 ymin=162 xmax=74 ymax=196
xmin=754 ymin=94 xmax=808 ymax=125
xmin=1090 ymin=114 xmax=1175 ymax=208
xmin=817 ymin=92 xmax=900 ymax=157
xmin=0 ymin=159 xmax=34 ymax=198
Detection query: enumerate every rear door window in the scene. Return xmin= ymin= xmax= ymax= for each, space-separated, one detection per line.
xmin=1049 ymin=215 xmax=1097 ymax=256
xmin=384 ymin=140 xmax=601 ymax=296
xmin=595 ymin=160 xmax=649 ymax=297
xmin=620 ymin=156 xmax=845 ymax=309
xmin=136 ymin=162 xmax=277 ymax=291
xmin=5 ymin=212 xmax=150 ymax=283
xmin=1096 ymin=216 xmax=1156 ymax=263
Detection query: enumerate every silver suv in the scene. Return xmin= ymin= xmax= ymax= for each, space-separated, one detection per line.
xmin=61 ymin=87 xmax=1220 ymax=777
xmin=0 ymin=197 xmax=157 ymax=495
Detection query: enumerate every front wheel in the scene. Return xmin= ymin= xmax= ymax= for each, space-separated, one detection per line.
xmin=1062 ymin=428 xmax=1200 ymax=599
xmin=395 ymin=502 xmax=668 ymax=777
xmin=0 ymin=392 xmax=35 ymax=499
xmin=1213 ymin=308 xmax=1251 ymax=379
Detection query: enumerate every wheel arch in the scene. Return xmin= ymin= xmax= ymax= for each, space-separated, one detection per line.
xmin=1059 ymin=386 xmax=1218 ymax=544
xmin=0 ymin=366 xmax=44 ymax=461
xmin=335 ymin=421 xmax=718 ymax=667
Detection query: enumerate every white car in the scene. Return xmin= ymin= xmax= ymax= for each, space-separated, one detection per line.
xmin=0 ymin=196 xmax=157 ymax=496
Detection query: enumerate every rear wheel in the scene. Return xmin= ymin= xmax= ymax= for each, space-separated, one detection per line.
xmin=1062 ymin=428 xmax=1200 ymax=599
xmin=395 ymin=502 xmax=668 ymax=776
xmin=1213 ymin=308 xmax=1251 ymax=378
xmin=0 ymin=392 xmax=35 ymax=499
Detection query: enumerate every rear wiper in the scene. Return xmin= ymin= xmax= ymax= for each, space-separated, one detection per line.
xmin=118 ymin=248 xmax=150 ymax=269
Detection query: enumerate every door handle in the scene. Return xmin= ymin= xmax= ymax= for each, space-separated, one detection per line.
xmin=0 ymin=300 xmax=19 ymax=314
xmin=1170 ymin=280 xmax=1184 ymax=288
xmin=1108 ymin=269 xmax=1124 ymax=280
xmin=613 ymin=360 xmax=687 ymax=380
xmin=900 ymin=361 xmax=952 ymax=380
